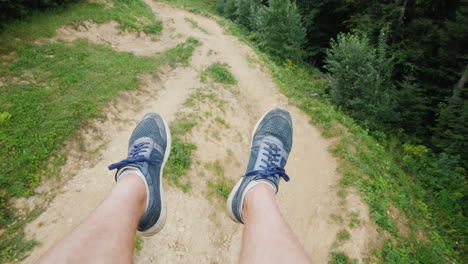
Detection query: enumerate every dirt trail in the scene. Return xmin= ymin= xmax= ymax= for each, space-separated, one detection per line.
xmin=22 ymin=1 xmax=378 ymax=263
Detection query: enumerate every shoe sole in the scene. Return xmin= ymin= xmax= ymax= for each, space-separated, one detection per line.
xmin=226 ymin=108 xmax=280 ymax=223
xmin=139 ymin=117 xmax=171 ymax=236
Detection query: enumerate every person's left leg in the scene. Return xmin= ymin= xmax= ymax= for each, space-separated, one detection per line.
xmin=36 ymin=173 xmax=146 ymax=264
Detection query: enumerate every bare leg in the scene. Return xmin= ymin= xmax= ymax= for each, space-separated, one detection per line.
xmin=239 ymin=184 xmax=312 ymax=264
xmin=36 ymin=174 xmax=146 ymax=264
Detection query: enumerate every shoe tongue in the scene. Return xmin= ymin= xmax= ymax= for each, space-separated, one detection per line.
xmin=253 ymin=136 xmax=285 ymax=171
xmin=129 ymin=137 xmax=155 ymax=159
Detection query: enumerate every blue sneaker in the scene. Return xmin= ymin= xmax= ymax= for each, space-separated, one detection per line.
xmin=108 ymin=113 xmax=171 ymax=236
xmin=227 ymin=108 xmax=293 ymax=223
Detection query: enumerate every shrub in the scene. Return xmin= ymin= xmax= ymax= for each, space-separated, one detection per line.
xmin=223 ymin=0 xmax=238 ymax=20
xmin=255 ymin=0 xmax=306 ymax=61
xmin=216 ymin=0 xmax=226 ymax=14
xmin=235 ymin=0 xmax=260 ymax=30
xmin=0 ymin=0 xmax=78 ymax=28
xmin=325 ymin=32 xmax=398 ymax=131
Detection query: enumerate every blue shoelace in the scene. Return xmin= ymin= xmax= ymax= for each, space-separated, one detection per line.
xmin=108 ymin=142 xmax=160 ymax=170
xmin=245 ymin=142 xmax=290 ymax=181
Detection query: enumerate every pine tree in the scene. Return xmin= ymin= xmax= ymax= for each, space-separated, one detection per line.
xmin=216 ymin=0 xmax=226 ymax=15
xmin=236 ymin=0 xmax=261 ymax=30
xmin=223 ymin=0 xmax=238 ymax=20
xmin=432 ymin=64 xmax=468 ymax=168
xmin=255 ymin=0 xmax=306 ymax=61
xmin=325 ymin=32 xmax=398 ymax=130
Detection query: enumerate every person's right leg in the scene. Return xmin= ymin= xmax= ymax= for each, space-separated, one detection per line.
xmin=226 ymin=108 xmax=312 ymax=264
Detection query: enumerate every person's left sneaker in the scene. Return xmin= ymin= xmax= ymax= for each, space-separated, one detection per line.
xmin=108 ymin=113 xmax=171 ymax=236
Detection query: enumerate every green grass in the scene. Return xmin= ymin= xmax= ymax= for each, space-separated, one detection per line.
xmin=204 ymin=160 xmax=234 ymax=202
xmin=163 ymin=137 xmax=196 ymax=193
xmin=0 ymin=0 xmax=162 ymax=53
xmin=204 ymin=161 xmax=231 ymax=198
xmin=157 ymin=37 xmax=201 ymax=68
xmin=170 ymin=115 xmax=198 ymax=136
xmin=134 ymin=235 xmax=144 ymax=252
xmin=184 ymin=17 xmax=209 ymax=34
xmin=207 ymin=177 xmax=234 ymax=200
xmin=214 ymin=117 xmax=229 ymax=128
xmin=329 ymin=252 xmax=358 ymax=264
xmin=164 ymin=113 xmax=200 ymax=192
xmin=330 ymin=213 xmax=344 ymax=224
xmin=157 ymin=0 xmax=216 ymax=14
xmin=336 ymin=229 xmax=351 ymax=242
xmin=201 ymin=62 xmax=237 ymax=84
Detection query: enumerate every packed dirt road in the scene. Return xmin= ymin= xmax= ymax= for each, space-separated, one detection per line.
xmin=22 ymin=1 xmax=378 ymax=263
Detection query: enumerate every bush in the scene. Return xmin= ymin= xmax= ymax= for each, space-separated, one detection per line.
xmin=223 ymin=0 xmax=238 ymax=20
xmin=216 ymin=0 xmax=226 ymax=14
xmin=0 ymin=0 xmax=78 ymax=28
xmin=325 ymin=32 xmax=398 ymax=131
xmin=255 ymin=0 xmax=306 ymax=61
xmin=235 ymin=0 xmax=260 ymax=30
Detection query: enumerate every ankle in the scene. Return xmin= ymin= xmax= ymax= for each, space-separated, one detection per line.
xmin=242 ymin=183 xmax=277 ymax=218
xmin=117 ymin=173 xmax=147 ymax=215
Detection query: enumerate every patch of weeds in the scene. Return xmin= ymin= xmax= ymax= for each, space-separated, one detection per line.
xmin=183 ymin=88 xmax=226 ymax=110
xmin=337 ymin=189 xmax=347 ymax=207
xmin=170 ymin=115 xmax=197 ymax=136
xmin=134 ymin=235 xmax=143 ymax=252
xmin=337 ymin=189 xmax=347 ymax=199
xmin=204 ymin=160 xmax=233 ymax=202
xmin=156 ymin=37 xmax=201 ymax=68
xmin=207 ymin=49 xmax=215 ymax=56
xmin=164 ymin=112 xmax=198 ymax=192
xmin=143 ymin=22 xmax=163 ymax=35
xmin=200 ymin=63 xmax=237 ymax=85
xmin=0 ymin=208 xmax=42 ymax=262
xmin=0 ymin=111 xmax=12 ymax=124
xmin=336 ymin=229 xmax=351 ymax=242
xmin=214 ymin=116 xmax=230 ymax=128
xmin=205 ymin=160 xmax=224 ymax=177
xmin=157 ymin=0 xmax=216 ymax=14
xmin=330 ymin=213 xmax=344 ymax=224
xmin=109 ymin=0 xmax=162 ymax=35
xmin=245 ymin=54 xmax=261 ymax=66
xmin=212 ymin=130 xmax=221 ymax=141
xmin=207 ymin=177 xmax=234 ymax=200
xmin=198 ymin=171 xmax=205 ymax=177
xmin=348 ymin=212 xmax=362 ymax=228
xmin=329 ymin=252 xmax=358 ymax=264
xmin=226 ymin=148 xmax=233 ymax=157
xmin=184 ymin=17 xmax=209 ymax=34
xmin=163 ymin=137 xmax=196 ymax=193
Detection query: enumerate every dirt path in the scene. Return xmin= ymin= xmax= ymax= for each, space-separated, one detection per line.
xmin=22 ymin=2 xmax=378 ymax=263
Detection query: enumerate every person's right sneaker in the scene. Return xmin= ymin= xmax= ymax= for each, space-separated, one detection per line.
xmin=227 ymin=108 xmax=293 ymax=224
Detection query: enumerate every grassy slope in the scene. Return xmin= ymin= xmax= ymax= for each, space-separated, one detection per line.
xmin=157 ymin=0 xmax=463 ymax=263
xmin=0 ymin=0 xmax=200 ymax=261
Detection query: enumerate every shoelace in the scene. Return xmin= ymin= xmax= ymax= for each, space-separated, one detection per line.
xmin=245 ymin=142 xmax=290 ymax=182
xmin=108 ymin=142 xmax=160 ymax=170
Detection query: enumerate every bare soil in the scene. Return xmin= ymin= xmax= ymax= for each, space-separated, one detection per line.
xmin=22 ymin=2 xmax=379 ymax=263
